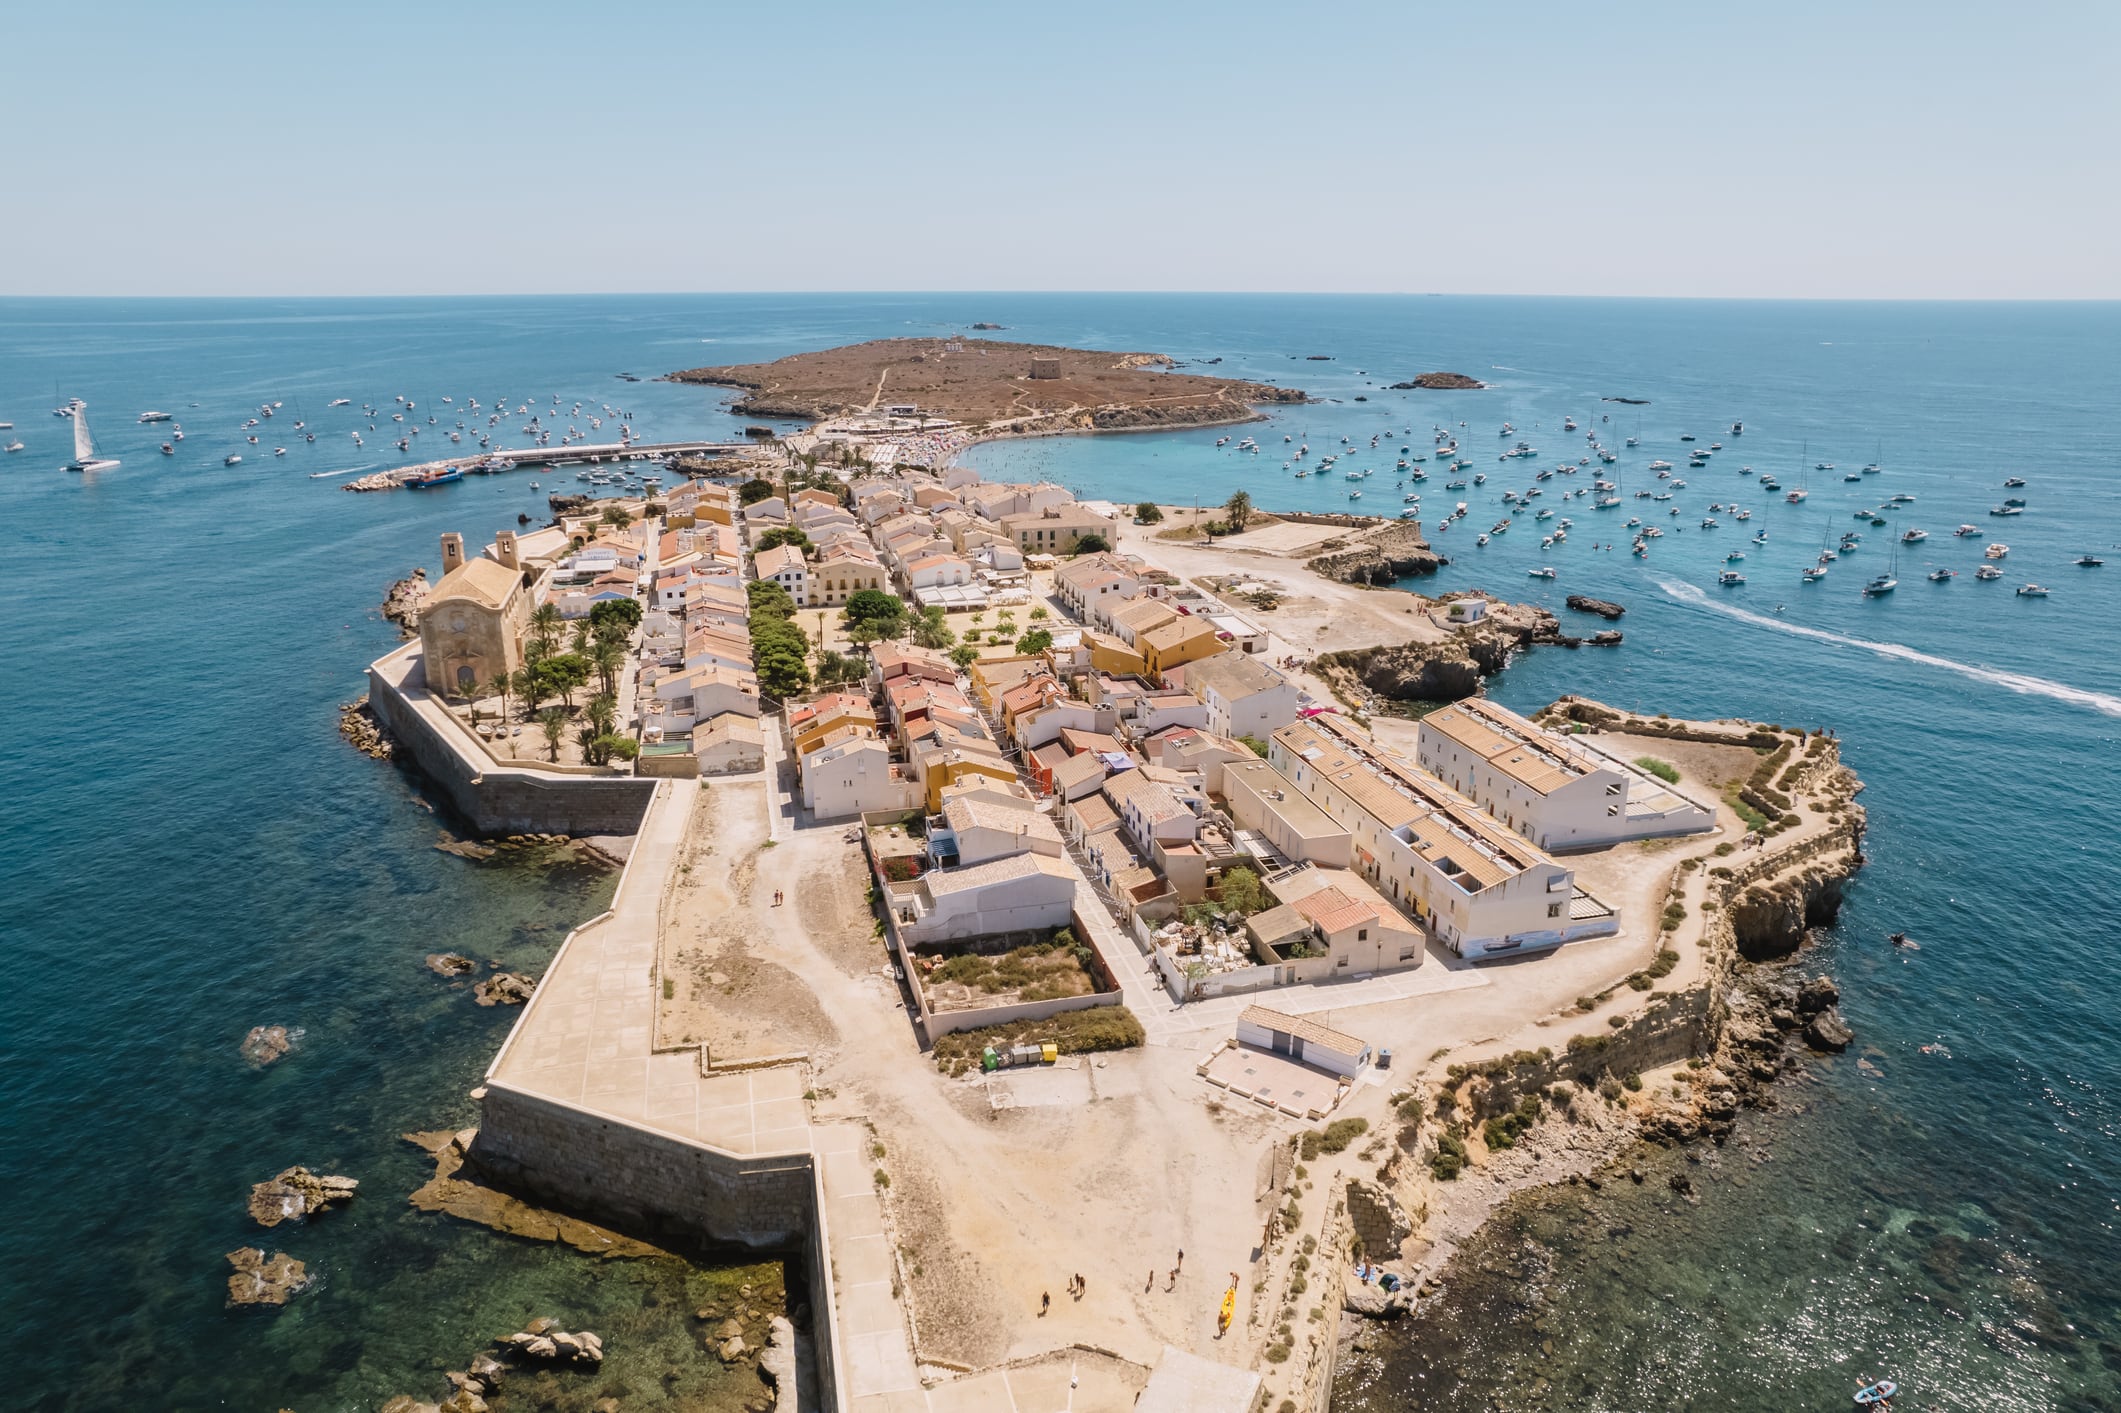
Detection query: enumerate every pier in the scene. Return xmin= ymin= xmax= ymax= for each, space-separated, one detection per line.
xmin=342 ymin=439 xmax=757 ymax=491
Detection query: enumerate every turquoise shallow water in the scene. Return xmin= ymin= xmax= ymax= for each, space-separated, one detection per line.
xmin=2 ymin=295 xmax=2117 ymax=1411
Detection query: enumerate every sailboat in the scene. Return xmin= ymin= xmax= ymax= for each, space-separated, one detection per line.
xmin=1785 ymin=443 xmax=1809 ymax=503
xmin=62 ymin=400 xmax=121 ymax=473
xmin=1863 ymin=545 xmax=1898 ymax=597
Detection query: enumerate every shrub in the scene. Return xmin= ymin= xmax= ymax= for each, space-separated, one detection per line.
xmin=1608 ymin=1014 xmax=1628 ymax=1029
xmin=1430 ymin=1127 xmax=1468 ymax=1180
xmin=1135 ymin=502 xmax=1164 ymax=524
xmin=1299 ymin=1117 xmax=1369 ymax=1160
xmin=1482 ymin=1094 xmax=1543 ymax=1150
xmin=1662 ymin=902 xmax=1687 ymax=929
xmin=927 ymin=1005 xmax=1145 ymax=1068
xmin=1713 ymin=841 xmax=1735 ymax=857
xmin=1645 ymin=948 xmax=1680 ymax=979
xmin=1634 ymin=756 xmax=1680 ymax=784
xmin=1626 ymin=972 xmax=1654 ymax=992
xmin=1623 ymin=1073 xmax=1644 ymax=1092
xmin=1264 ymin=1344 xmax=1291 ymax=1364
xmin=1566 ymin=1033 xmax=1610 ymax=1054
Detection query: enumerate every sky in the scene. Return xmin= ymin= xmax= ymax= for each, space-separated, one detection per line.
xmin=4 ymin=0 xmax=2116 ymax=299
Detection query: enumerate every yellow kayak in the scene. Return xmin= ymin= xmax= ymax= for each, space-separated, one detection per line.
xmin=1218 ymin=1288 xmax=1235 ymax=1331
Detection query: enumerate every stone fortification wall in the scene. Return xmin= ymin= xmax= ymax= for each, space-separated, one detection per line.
xmin=471 ymin=1084 xmax=816 ymax=1248
xmin=368 ymin=646 xmax=656 ymax=836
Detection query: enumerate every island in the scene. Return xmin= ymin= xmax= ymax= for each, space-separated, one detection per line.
xmin=670 ymin=336 xmax=1305 ymax=434
xmin=1389 ymin=371 xmax=1486 ymax=390
xmin=343 ymin=338 xmax=1867 ymax=1413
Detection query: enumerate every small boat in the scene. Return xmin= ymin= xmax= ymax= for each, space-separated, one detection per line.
xmin=2017 ymin=583 xmax=2049 ymax=597
xmin=4 ymin=440 xmax=24 ymax=453
xmin=1974 ymin=564 xmax=2003 ymax=580
xmin=137 ymin=410 xmax=174 ymax=424
xmin=1527 ymin=566 xmax=1557 ymax=579
xmin=1718 ymin=570 xmax=1745 ymax=586
xmin=1802 ymin=567 xmax=1826 ymax=583
xmin=224 ymin=454 xmax=243 ymax=466
xmin=160 ymin=443 xmax=174 ymax=455
xmin=1928 ymin=568 xmax=1955 ymax=582
xmin=273 ymin=446 xmax=287 ymax=457
xmin=1863 ymin=573 xmax=1897 ymax=596
xmin=1854 ymin=1380 xmax=1898 ymax=1406
xmin=2075 ymin=554 xmax=2105 ymax=567
xmin=1990 ymin=505 xmax=2023 ymax=517
xmin=1901 ymin=528 xmax=1928 ymax=543
xmin=328 ymin=398 xmax=352 ymax=407
xmin=406 ymin=466 xmax=463 ymax=489
xmin=1985 ymin=543 xmax=2009 ymax=559
xmin=1954 ymin=524 xmax=1980 ymax=537
xmin=2003 ymin=476 xmax=2026 ymax=488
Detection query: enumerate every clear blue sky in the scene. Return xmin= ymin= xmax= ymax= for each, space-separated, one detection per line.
xmin=6 ymin=0 xmax=2116 ymax=298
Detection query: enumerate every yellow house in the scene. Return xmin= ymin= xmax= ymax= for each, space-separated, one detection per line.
xmin=787 ymin=692 xmax=880 ymax=756
xmin=1084 ymin=630 xmax=1148 ymax=676
xmin=1139 ymin=619 xmax=1228 ymax=681
xmin=968 ymin=654 xmax=1048 ymax=712
xmin=907 ymin=727 xmax=1019 ymax=810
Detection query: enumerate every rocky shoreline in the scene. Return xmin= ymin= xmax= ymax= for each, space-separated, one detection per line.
xmin=1329 ymin=702 xmax=1868 ymax=1377
xmin=1310 ymin=593 xmax=1624 ymax=706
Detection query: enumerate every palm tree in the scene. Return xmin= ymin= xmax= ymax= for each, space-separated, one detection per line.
xmin=511 ymin=666 xmax=540 ymax=715
xmin=1225 ymin=489 xmax=1254 ymax=532
xmin=538 ymin=707 xmax=569 ymax=763
xmin=570 ymin=618 xmax=594 ymax=655
xmin=586 ymin=691 xmax=618 ymax=739
xmin=528 ymin=603 xmax=563 ymax=661
xmin=487 ymin=673 xmax=513 ymax=724
xmin=592 ymin=639 xmax=626 ymax=699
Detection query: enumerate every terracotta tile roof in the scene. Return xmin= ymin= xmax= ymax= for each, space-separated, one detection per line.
xmin=1291 ymin=885 xmax=1377 ymax=937
xmin=1238 ymin=1004 xmax=1367 ymax=1058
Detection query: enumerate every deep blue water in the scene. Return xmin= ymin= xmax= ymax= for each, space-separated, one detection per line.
xmin=2 ymin=295 xmax=2117 ymax=1412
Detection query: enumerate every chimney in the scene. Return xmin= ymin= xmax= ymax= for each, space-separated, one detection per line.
xmin=440 ymin=532 xmax=464 ymax=574
xmin=495 ymin=529 xmax=520 ymax=570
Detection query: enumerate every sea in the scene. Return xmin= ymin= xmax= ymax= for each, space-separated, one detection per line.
xmin=2 ymin=294 xmax=2116 ymax=1412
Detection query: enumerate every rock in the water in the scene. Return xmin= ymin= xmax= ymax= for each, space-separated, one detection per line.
xmin=240 ymin=1024 xmax=300 ymax=1066
xmin=427 ymin=953 xmax=479 ymax=978
xmin=226 ymin=1247 xmax=310 ymax=1306
xmin=1588 ymin=630 xmax=1624 ymax=647
xmin=380 ymin=1400 xmax=440 ymax=1413
xmin=382 ymin=569 xmax=430 ymax=636
xmin=435 ymin=833 xmax=499 ymax=862
xmin=504 ymin=1326 xmax=603 ymax=1366
xmin=1805 ymin=1006 xmax=1855 ymax=1052
xmin=1565 ymin=595 xmax=1626 ymax=620
xmin=718 ymin=1335 xmax=749 ymax=1363
xmin=248 ymin=1166 xmax=359 ymax=1227
xmin=340 ymin=698 xmax=397 ymax=760
xmin=474 ymin=973 xmax=536 ymax=1007
xmin=1796 ymin=975 xmax=1840 ymax=1014
xmin=1388 ymin=371 xmax=1485 ymax=390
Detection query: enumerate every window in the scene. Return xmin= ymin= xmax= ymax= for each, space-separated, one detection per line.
xmin=1399 ymin=946 xmax=1417 ymax=961
xmin=1547 ymin=902 xmax=1563 ymax=918
xmin=1358 ymin=928 xmax=1369 ymax=941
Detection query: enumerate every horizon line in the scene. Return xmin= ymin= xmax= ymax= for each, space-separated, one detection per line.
xmin=3 ymin=290 xmax=2119 ymax=305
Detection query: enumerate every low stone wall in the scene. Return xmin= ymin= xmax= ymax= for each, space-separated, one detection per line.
xmin=369 ymin=644 xmax=657 ymax=836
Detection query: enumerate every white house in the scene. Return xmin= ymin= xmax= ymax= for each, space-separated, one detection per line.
xmin=800 ymin=732 xmax=922 ymax=819
xmin=1182 ymin=652 xmax=1303 ymax=744
xmin=1235 ymin=1005 xmax=1372 ymax=1080
xmin=1268 ymin=715 xmax=1616 ymax=960
xmin=891 ymin=853 xmax=1078 ymax=943
xmin=754 ymin=543 xmax=809 ymax=607
xmin=1414 ymin=697 xmax=1714 ymax=851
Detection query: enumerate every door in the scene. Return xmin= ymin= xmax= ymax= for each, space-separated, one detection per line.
xmin=1271 ymin=1030 xmax=1291 ymax=1056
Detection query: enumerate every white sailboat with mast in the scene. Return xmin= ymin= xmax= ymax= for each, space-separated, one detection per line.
xmin=63 ymin=400 xmax=120 ymax=473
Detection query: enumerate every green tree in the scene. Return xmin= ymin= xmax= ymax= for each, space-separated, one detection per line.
xmin=815 ymin=651 xmax=866 ymax=687
xmin=737 ymin=477 xmax=777 ymax=506
xmin=588 ymin=596 xmax=643 ymax=637
xmin=843 ymin=588 xmax=906 ymax=640
xmin=592 ymin=638 xmax=627 ymax=699
xmin=528 ymin=602 xmax=564 ymax=662
xmin=1216 ymin=866 xmax=1268 ymax=917
xmin=1224 ymin=489 xmax=1255 ymax=532
xmin=538 ymin=707 xmax=569 ymax=763
xmin=570 ymin=617 xmax=595 ymax=655
xmin=585 ymin=691 xmax=619 ymax=739
xmin=599 ymin=505 xmax=633 ymax=528
xmin=908 ymin=604 xmax=955 ymax=650
xmin=511 ymin=665 xmax=541 ymax=715
xmin=1135 ymin=501 xmax=1164 ymax=524
xmin=1072 ymin=532 xmax=1110 ymax=555
xmin=1237 ymin=734 xmax=1270 ymax=759
xmin=748 ymin=578 xmax=797 ymax=618
xmin=755 ymin=526 xmax=812 ymax=555
xmin=1015 ymin=628 xmax=1054 ymax=655
xmin=1029 ymin=606 xmax=1050 ymax=622
xmin=487 ymin=674 xmax=514 ymax=724
xmin=950 ymin=644 xmax=981 ymax=670
xmin=539 ymin=652 xmax=592 ymax=710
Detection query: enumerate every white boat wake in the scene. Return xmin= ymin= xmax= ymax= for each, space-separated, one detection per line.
xmin=1656 ymin=578 xmax=2121 ymax=718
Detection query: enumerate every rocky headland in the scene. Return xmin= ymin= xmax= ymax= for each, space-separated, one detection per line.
xmin=1305 ymin=520 xmax=1444 ymax=585
xmin=1328 ymin=700 xmax=1868 ymax=1373
xmin=382 ymin=570 xmax=429 ymax=636
xmin=1312 ymin=595 xmax=1569 ymax=704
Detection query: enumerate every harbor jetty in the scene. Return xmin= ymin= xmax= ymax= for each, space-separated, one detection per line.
xmin=342 ymin=439 xmax=754 ymax=492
